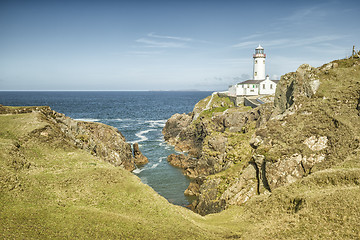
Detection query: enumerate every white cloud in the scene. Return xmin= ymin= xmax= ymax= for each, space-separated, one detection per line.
xmin=280 ymin=6 xmax=319 ymax=22
xmin=239 ymin=33 xmax=264 ymax=41
xmin=232 ymin=35 xmax=345 ymax=49
xmin=232 ymin=41 xmax=259 ymax=48
xmin=147 ymin=32 xmax=193 ymax=42
xmin=279 ymin=4 xmax=328 ymax=24
xmin=136 ymin=38 xmax=187 ymax=48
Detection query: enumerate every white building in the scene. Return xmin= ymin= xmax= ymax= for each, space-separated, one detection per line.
xmin=228 ymin=45 xmax=279 ymax=96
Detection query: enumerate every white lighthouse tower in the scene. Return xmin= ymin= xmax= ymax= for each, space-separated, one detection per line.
xmin=253 ymin=45 xmax=266 ymax=80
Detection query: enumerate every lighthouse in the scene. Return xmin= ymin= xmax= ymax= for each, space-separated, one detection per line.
xmin=253 ymin=45 xmax=266 ymax=80
xmin=227 ymin=44 xmax=279 ymax=98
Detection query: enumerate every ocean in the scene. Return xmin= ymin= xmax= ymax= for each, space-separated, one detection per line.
xmin=0 ymin=91 xmax=212 ymax=206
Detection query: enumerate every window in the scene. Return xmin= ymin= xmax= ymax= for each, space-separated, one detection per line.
xmin=254 ymin=72 xmax=257 ymax=76
xmin=270 ymin=84 xmax=273 ymax=89
xmin=263 ymin=60 xmax=265 ymax=64
xmin=253 ymin=85 xmax=255 ymax=88
xmin=250 ymin=90 xmax=254 ymax=92
xmin=255 ymin=60 xmax=258 ymax=64
xmin=247 ymin=85 xmax=249 ymax=88
xmin=263 ymin=84 xmax=265 ymax=89
xmin=242 ymin=85 xmax=244 ymax=88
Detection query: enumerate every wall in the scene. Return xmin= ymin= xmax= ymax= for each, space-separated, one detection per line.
xmin=253 ymin=58 xmax=266 ymax=80
xmin=242 ymin=84 xmax=259 ymax=96
xmin=259 ymin=79 xmax=276 ymax=95
xmin=244 ymin=97 xmax=260 ymax=108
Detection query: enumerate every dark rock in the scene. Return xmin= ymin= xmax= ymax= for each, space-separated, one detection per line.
xmin=192 ymin=178 xmax=226 ymax=215
xmin=273 ymin=64 xmax=319 ymax=115
xmin=133 ymin=143 xmax=148 ymax=166
xmin=162 ymin=113 xmax=192 ymax=144
xmin=184 ymin=177 xmax=204 ymax=196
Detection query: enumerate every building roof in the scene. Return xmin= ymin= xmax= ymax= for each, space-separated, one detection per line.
xmin=255 ymin=44 xmax=264 ymax=50
xmin=271 ymin=80 xmax=280 ymax=83
xmin=240 ymin=79 xmax=263 ymax=84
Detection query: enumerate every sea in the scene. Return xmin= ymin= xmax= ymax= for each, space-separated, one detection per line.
xmin=0 ymin=91 xmax=212 ymax=206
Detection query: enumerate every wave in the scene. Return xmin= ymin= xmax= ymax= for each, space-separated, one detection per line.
xmin=74 ymin=118 xmax=101 ymax=122
xmin=129 ymin=129 xmax=156 ymax=144
xmin=133 ymin=161 xmax=160 ymax=173
xmin=150 ymin=163 xmax=159 ymax=169
xmin=159 ymin=141 xmax=172 ymax=150
xmin=113 ymin=118 xmax=142 ymax=122
xmin=145 ymin=119 xmax=167 ymax=128
xmin=132 ymin=168 xmax=145 ymax=174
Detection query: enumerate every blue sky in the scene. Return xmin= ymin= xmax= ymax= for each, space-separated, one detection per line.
xmin=0 ymin=0 xmax=359 ymax=91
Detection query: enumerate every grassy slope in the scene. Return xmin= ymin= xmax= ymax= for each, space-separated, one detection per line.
xmin=0 ymin=111 xmax=219 ymax=239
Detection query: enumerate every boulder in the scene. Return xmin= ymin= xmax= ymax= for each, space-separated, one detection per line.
xmin=273 ymin=64 xmax=319 ymax=115
xmin=133 ymin=143 xmax=148 ymax=166
xmin=162 ymin=113 xmax=192 ymax=144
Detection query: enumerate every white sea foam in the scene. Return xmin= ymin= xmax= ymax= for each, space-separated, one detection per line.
xmin=150 ymin=163 xmax=159 ymax=169
xmin=129 ymin=129 xmax=156 ymax=144
xmin=132 ymin=168 xmax=145 ymax=174
xmin=74 ymin=118 xmax=101 ymax=122
xmin=159 ymin=141 xmax=172 ymax=150
xmin=145 ymin=119 xmax=167 ymax=128
xmin=114 ymin=118 xmax=138 ymax=122
xmin=155 ymin=136 xmax=165 ymax=142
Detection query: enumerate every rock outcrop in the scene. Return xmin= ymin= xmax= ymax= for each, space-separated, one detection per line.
xmin=273 ymin=63 xmax=320 ymax=115
xmin=163 ymin=57 xmax=360 ymax=215
xmin=0 ymin=105 xmax=136 ymax=171
xmin=133 ymin=142 xmax=148 ymax=165
xmin=163 ymin=113 xmax=192 ymax=146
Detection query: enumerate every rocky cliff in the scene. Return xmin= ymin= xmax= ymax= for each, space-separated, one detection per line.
xmin=0 ymin=105 xmax=137 ymax=170
xmin=163 ymin=57 xmax=360 ymax=215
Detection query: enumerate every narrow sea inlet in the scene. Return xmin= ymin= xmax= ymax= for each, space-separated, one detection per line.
xmin=0 ymin=91 xmax=211 ymax=206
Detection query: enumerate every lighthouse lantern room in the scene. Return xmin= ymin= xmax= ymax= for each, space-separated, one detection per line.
xmin=253 ymin=45 xmax=266 ymax=80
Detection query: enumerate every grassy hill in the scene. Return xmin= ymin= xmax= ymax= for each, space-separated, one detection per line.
xmin=0 ymin=108 xmax=215 ymax=239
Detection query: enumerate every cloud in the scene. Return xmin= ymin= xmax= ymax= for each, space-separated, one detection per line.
xmin=232 ymin=35 xmax=345 ymax=49
xmin=147 ymin=32 xmax=193 ymax=42
xmin=135 ymin=32 xmax=210 ymax=48
xmin=239 ymin=33 xmax=264 ymax=41
xmin=232 ymin=41 xmax=259 ymax=48
xmin=135 ymin=38 xmax=187 ymax=48
xmin=279 ymin=6 xmax=319 ymax=22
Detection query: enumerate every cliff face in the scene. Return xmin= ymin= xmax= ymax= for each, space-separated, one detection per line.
xmin=163 ymin=57 xmax=360 ymax=215
xmin=163 ymin=94 xmax=271 ymax=214
xmin=0 ymin=105 xmax=136 ymax=170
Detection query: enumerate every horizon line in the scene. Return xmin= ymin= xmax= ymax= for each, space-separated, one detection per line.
xmin=0 ymin=89 xmax=216 ymax=92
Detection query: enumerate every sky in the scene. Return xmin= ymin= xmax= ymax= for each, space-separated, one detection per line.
xmin=0 ymin=0 xmax=359 ymax=91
